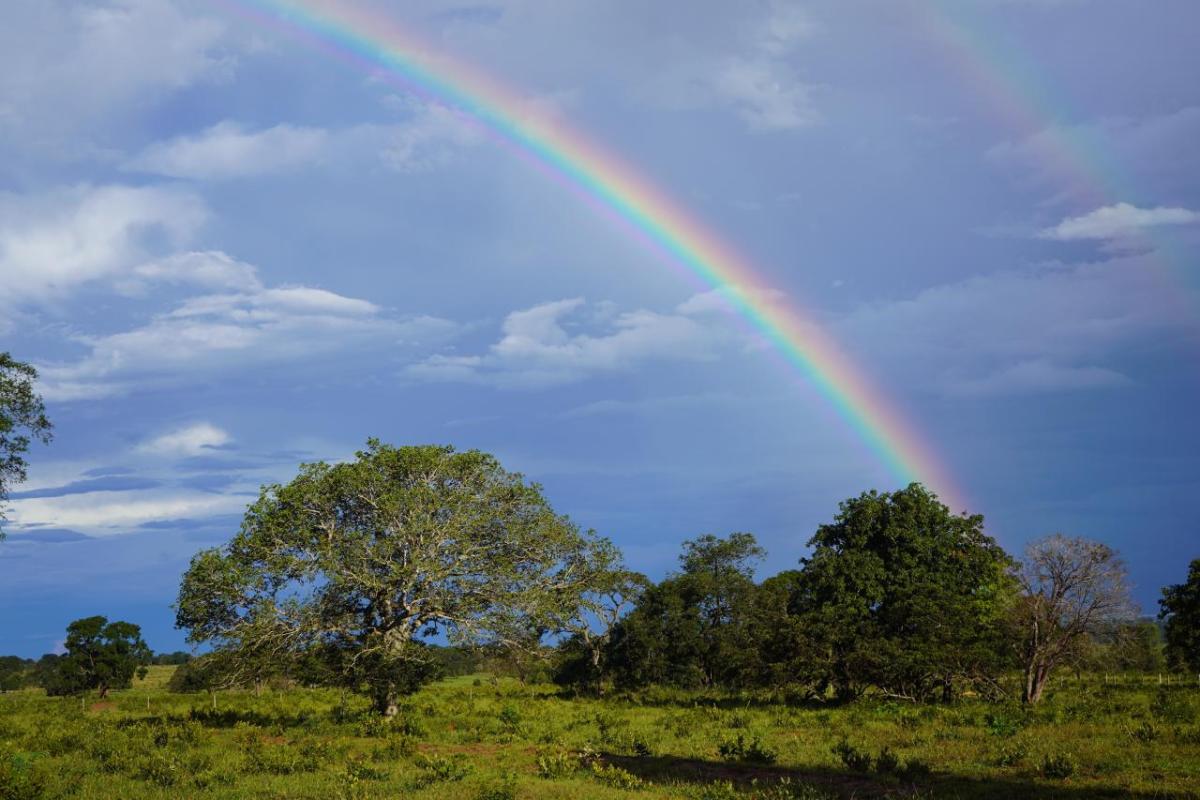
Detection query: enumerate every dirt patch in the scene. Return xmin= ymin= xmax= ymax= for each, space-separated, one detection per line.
xmin=88 ymin=701 xmax=117 ymax=713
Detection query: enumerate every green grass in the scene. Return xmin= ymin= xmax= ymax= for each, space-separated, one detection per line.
xmin=1 ymin=670 xmax=1198 ymax=799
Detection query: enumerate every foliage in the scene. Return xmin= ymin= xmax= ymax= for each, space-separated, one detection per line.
xmin=176 ymin=441 xmax=609 ymax=715
xmin=790 ymin=484 xmax=1015 ymax=701
xmin=1160 ymin=558 xmax=1200 ymax=673
xmin=0 ymin=353 xmax=52 ymax=539
xmin=41 ymin=616 xmax=151 ymax=698
xmin=608 ymin=532 xmax=765 ymax=689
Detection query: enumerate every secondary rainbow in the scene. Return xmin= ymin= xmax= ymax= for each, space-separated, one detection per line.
xmin=220 ymin=0 xmax=969 ymax=511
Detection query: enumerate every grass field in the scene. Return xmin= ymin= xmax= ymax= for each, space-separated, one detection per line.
xmin=1 ymin=667 xmax=1198 ymax=799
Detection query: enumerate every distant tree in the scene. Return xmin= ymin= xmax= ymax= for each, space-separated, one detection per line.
xmin=42 ymin=616 xmax=151 ymax=698
xmin=150 ymin=651 xmax=193 ymax=666
xmin=0 ymin=656 xmax=33 ymax=691
xmin=608 ymin=533 xmax=763 ymax=689
xmin=1013 ymin=534 xmax=1135 ymax=704
xmin=1160 ymin=558 xmax=1200 ymax=673
xmin=793 ymin=484 xmax=1015 ymax=702
xmin=176 ymin=441 xmax=609 ymax=717
xmin=0 ymin=353 xmax=53 ymax=539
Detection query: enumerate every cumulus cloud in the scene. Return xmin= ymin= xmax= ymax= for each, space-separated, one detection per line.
xmin=124 ymin=121 xmax=329 ymax=180
xmin=409 ymin=295 xmax=732 ymax=387
xmin=1039 ymin=202 xmax=1200 ymax=241
xmin=37 ymin=255 xmax=459 ymax=400
xmin=0 ymin=0 xmax=235 ymax=145
xmin=0 ymin=184 xmax=207 ymax=306
xmin=137 ymin=423 xmax=232 ymax=457
xmin=946 ymin=360 xmax=1131 ymax=397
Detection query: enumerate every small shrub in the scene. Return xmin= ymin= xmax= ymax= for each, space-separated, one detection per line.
xmin=984 ymin=711 xmax=1025 ymax=738
xmin=1040 ymin=752 xmax=1076 ymax=780
xmin=832 ymin=740 xmax=872 ymax=772
xmin=474 ymin=774 xmax=518 ymax=800
xmin=590 ymin=761 xmax=643 ymax=790
xmin=992 ymin=741 xmax=1028 ymax=767
xmin=535 ymin=749 xmax=579 ymax=779
xmin=1128 ymin=720 xmax=1158 ymax=742
xmin=718 ymin=734 xmax=777 ymax=765
xmin=415 ymin=753 xmax=470 ymax=785
xmin=498 ymin=704 xmax=523 ymax=734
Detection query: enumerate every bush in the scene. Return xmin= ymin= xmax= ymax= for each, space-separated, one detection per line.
xmin=1040 ymin=752 xmax=1076 ymax=780
xmin=992 ymin=741 xmax=1028 ymax=767
xmin=415 ymin=753 xmax=470 ymax=785
xmin=832 ymin=740 xmax=873 ymax=772
xmin=474 ymin=775 xmax=518 ymax=800
xmin=590 ymin=761 xmax=644 ymax=790
xmin=718 ymin=734 xmax=778 ymax=765
xmin=535 ymin=749 xmax=579 ymax=779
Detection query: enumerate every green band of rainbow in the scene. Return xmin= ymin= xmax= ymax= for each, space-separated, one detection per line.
xmin=225 ymin=0 xmax=968 ymax=511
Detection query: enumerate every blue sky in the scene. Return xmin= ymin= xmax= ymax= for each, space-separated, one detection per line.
xmin=1 ymin=0 xmax=1198 ymax=657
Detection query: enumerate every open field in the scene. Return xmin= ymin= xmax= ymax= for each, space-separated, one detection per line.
xmin=2 ymin=667 xmax=1198 ymax=799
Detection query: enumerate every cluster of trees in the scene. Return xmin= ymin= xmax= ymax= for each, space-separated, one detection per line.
xmin=3 ymin=355 xmax=1199 ymax=714
xmin=557 ymin=487 xmax=1173 ymax=705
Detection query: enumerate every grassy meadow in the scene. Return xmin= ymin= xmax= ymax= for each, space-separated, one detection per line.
xmin=2 ymin=666 xmax=1198 ymax=799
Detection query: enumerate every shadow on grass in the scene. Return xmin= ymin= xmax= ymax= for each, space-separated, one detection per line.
xmin=600 ymin=752 xmax=1188 ymax=799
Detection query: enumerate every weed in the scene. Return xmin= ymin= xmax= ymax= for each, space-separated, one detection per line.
xmin=832 ymin=739 xmax=873 ymax=772
xmin=535 ymin=748 xmax=579 ymax=779
xmin=415 ymin=752 xmax=470 ymax=784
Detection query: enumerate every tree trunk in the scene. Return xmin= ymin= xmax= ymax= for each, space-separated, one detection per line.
xmin=1023 ymin=661 xmax=1049 ymax=704
xmin=372 ymin=683 xmax=398 ymax=718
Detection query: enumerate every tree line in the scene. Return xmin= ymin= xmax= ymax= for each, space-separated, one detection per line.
xmin=2 ymin=355 xmax=1199 ymax=714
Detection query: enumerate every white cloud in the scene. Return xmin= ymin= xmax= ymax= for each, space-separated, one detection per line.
xmin=124 ymin=106 xmax=483 ymax=181
xmin=1039 ymin=202 xmax=1200 ymax=241
xmin=0 ymin=184 xmax=207 ymax=306
xmin=37 ymin=262 xmax=459 ymax=400
xmin=0 ymin=0 xmax=235 ymax=145
xmin=409 ymin=295 xmax=730 ymax=387
xmin=8 ymin=489 xmax=247 ymax=536
xmin=137 ymin=422 xmax=231 ymax=457
xmin=124 ymin=122 xmax=329 ymax=180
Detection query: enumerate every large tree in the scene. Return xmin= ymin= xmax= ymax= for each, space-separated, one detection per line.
xmin=793 ymin=484 xmax=1014 ymax=701
xmin=1013 ymin=534 xmax=1135 ymax=704
xmin=0 ymin=353 xmax=53 ymax=538
xmin=176 ymin=441 xmax=610 ymax=716
xmin=42 ymin=616 xmax=151 ymax=698
xmin=1160 ymin=558 xmax=1200 ymax=673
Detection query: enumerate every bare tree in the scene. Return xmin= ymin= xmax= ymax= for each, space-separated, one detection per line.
xmin=1014 ymin=534 xmax=1136 ymax=704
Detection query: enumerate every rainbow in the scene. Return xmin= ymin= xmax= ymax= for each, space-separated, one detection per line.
xmin=220 ymin=0 xmax=969 ymax=511
xmin=920 ymin=2 xmax=1193 ymax=281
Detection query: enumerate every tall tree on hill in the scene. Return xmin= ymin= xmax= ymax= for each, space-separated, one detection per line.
xmin=42 ymin=616 xmax=151 ymax=698
xmin=1013 ymin=534 xmax=1135 ymax=704
xmin=0 ymin=353 xmax=53 ymax=539
xmin=793 ymin=484 xmax=1015 ymax=701
xmin=1159 ymin=558 xmax=1200 ymax=673
xmin=176 ymin=441 xmax=612 ymax=717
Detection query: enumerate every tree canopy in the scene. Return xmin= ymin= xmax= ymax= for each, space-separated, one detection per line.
xmin=789 ymin=484 xmax=1015 ymax=701
xmin=0 ymin=352 xmax=53 ymax=538
xmin=176 ymin=441 xmax=611 ymax=716
xmin=42 ymin=616 xmax=151 ymax=698
xmin=1160 ymin=558 xmax=1200 ymax=673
